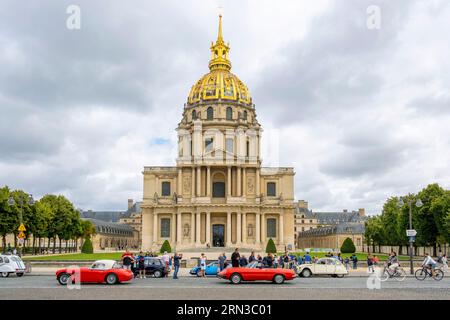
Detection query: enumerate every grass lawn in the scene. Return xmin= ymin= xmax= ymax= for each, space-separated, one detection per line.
xmin=283 ymin=252 xmax=412 ymax=261
xmin=23 ymin=252 xmax=123 ymax=261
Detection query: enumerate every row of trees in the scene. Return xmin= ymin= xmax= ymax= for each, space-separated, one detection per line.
xmin=365 ymin=184 xmax=450 ymax=256
xmin=0 ymin=186 xmax=96 ymax=255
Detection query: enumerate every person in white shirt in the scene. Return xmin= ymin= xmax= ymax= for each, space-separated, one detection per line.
xmin=422 ymin=253 xmax=437 ymax=276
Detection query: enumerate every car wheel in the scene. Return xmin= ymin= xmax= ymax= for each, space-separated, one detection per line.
xmin=57 ymin=273 xmax=70 ymax=285
xmin=230 ymin=273 xmax=242 ymax=284
xmin=336 ymin=274 xmax=345 ymax=278
xmin=273 ymin=274 xmax=285 ymax=284
xmin=1 ymin=272 xmax=10 ymax=278
xmin=301 ymin=269 xmax=312 ymax=278
xmin=153 ymin=270 xmax=162 ymax=278
xmin=105 ymin=273 xmax=118 ymax=285
xmin=16 ymin=273 xmax=24 ymax=277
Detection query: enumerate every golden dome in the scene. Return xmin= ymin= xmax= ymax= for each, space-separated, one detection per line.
xmin=187 ymin=15 xmax=252 ymax=106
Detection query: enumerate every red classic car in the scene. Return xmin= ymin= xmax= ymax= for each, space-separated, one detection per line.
xmin=56 ymin=260 xmax=133 ymax=285
xmin=217 ymin=261 xmax=297 ymax=284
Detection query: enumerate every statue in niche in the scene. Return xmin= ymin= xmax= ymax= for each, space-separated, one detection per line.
xmin=183 ymin=223 xmax=190 ymax=237
xmin=247 ymin=224 xmax=254 ymax=237
xmin=183 ymin=176 xmax=191 ymax=194
xmin=247 ymin=177 xmax=254 ymax=194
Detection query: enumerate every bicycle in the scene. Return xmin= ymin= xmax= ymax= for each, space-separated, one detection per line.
xmin=378 ymin=264 xmax=406 ymax=282
xmin=415 ymin=266 xmax=444 ymax=281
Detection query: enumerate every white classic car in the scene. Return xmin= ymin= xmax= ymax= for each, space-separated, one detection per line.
xmin=296 ymin=258 xmax=348 ymax=278
xmin=0 ymin=254 xmax=27 ymax=278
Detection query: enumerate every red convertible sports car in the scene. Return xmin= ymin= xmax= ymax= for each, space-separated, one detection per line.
xmin=56 ymin=260 xmax=133 ymax=285
xmin=218 ymin=261 xmax=297 ymax=284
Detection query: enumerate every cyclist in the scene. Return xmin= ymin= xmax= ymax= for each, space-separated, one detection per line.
xmin=387 ymin=251 xmax=399 ymax=274
xmin=422 ymin=253 xmax=437 ymax=277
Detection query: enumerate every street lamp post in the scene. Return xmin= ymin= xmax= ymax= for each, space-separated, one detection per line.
xmin=7 ymin=194 xmax=35 ymax=257
xmin=398 ymin=197 xmax=423 ymax=275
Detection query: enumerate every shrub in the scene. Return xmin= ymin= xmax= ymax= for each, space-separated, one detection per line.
xmin=265 ymin=238 xmax=277 ymax=254
xmin=340 ymin=237 xmax=356 ymax=253
xmin=160 ymin=240 xmax=172 ymax=253
xmin=81 ymin=237 xmax=93 ymax=254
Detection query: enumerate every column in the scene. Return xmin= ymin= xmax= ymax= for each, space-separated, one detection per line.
xmin=191 ymin=213 xmax=195 ymax=244
xmin=206 ymin=212 xmax=211 ymax=245
xmin=177 ymin=168 xmax=182 ymax=195
xmin=227 ymin=167 xmax=232 ymax=197
xmin=171 ymin=213 xmax=176 ymax=243
xmin=226 ymin=212 xmax=232 ymax=246
xmin=261 ymin=213 xmax=266 ymax=243
xmin=206 ymin=166 xmax=211 ymax=197
xmin=153 ymin=213 xmax=158 ymax=245
xmin=177 ymin=212 xmax=182 ymax=244
xmin=196 ymin=211 xmax=201 ymax=245
xmin=237 ymin=167 xmax=241 ymax=196
xmin=196 ymin=166 xmax=201 ymax=196
xmin=191 ymin=167 xmax=195 ymax=197
xmin=155 ymin=176 xmax=159 ymax=196
xmin=237 ymin=212 xmax=242 ymax=244
xmin=256 ymin=168 xmax=260 ymax=197
xmin=242 ymin=168 xmax=246 ymax=196
xmin=242 ymin=213 xmax=247 ymax=243
xmin=255 ymin=213 xmax=261 ymax=244
xmin=279 ymin=214 xmax=284 ymax=245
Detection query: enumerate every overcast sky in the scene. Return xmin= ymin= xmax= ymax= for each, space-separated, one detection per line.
xmin=0 ymin=0 xmax=449 ymax=214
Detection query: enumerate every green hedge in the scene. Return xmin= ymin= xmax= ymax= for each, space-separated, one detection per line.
xmin=160 ymin=240 xmax=172 ymax=253
xmin=265 ymin=238 xmax=277 ymax=254
xmin=81 ymin=237 xmax=93 ymax=254
xmin=340 ymin=237 xmax=356 ymax=253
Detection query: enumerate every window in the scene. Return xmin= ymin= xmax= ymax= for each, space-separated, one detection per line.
xmin=302 ymin=220 xmax=304 ymax=224
xmin=226 ymin=138 xmax=234 ymax=153
xmin=162 ymin=181 xmax=171 ymax=196
xmin=226 ymin=107 xmax=233 ymax=120
xmin=192 ymin=110 xmax=197 ymax=120
xmin=246 ymin=140 xmax=250 ymax=157
xmin=207 ymin=107 xmax=214 ymax=120
xmin=205 ymin=138 xmax=213 ymax=152
xmin=243 ymin=111 xmax=248 ymax=120
xmin=267 ymin=218 xmax=276 ymax=238
xmin=267 ymin=182 xmax=276 ymax=197
xmin=213 ymin=182 xmax=225 ymax=198
xmin=160 ymin=218 xmax=170 ymax=238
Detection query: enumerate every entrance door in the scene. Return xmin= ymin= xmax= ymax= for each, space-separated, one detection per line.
xmin=212 ymin=224 xmax=225 ymax=247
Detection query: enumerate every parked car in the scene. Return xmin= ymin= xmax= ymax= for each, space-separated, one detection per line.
xmin=296 ymin=257 xmax=348 ymax=278
xmin=190 ymin=261 xmax=221 ymax=276
xmin=217 ymin=261 xmax=297 ymax=284
xmin=56 ymin=260 xmax=133 ymax=285
xmin=0 ymin=254 xmax=26 ymax=278
xmin=131 ymin=257 xmax=168 ymax=278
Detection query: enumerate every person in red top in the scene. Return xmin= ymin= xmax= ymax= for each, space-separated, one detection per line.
xmin=121 ymin=249 xmax=134 ymax=270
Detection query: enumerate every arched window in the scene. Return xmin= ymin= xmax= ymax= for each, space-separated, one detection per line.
xmin=207 ymin=107 xmax=214 ymax=120
xmin=192 ymin=110 xmax=197 ymax=120
xmin=226 ymin=107 xmax=232 ymax=120
xmin=243 ymin=111 xmax=248 ymax=120
xmin=267 ymin=218 xmax=277 ymax=238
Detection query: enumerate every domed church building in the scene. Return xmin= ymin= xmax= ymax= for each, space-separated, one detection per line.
xmin=141 ymin=16 xmax=296 ymax=251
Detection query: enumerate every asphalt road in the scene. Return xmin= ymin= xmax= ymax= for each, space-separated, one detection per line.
xmin=0 ymin=275 xmax=449 ymax=300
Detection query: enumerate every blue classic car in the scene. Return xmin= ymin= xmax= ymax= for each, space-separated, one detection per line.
xmin=190 ymin=261 xmax=221 ymax=277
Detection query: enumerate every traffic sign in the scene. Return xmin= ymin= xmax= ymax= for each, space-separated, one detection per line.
xmin=406 ymin=229 xmax=417 ymax=237
xmin=18 ymin=223 xmax=26 ymax=232
xmin=408 ymin=236 xmax=416 ymax=243
xmin=18 ymin=231 xmax=26 ymax=239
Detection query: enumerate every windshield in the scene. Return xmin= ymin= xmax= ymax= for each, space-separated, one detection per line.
xmin=246 ymin=261 xmax=259 ymax=268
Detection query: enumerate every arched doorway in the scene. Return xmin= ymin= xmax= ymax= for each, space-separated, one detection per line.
xmin=212 ymin=224 xmax=225 ymax=247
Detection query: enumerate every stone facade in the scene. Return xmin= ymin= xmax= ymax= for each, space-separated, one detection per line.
xmin=141 ymin=16 xmax=296 ymax=252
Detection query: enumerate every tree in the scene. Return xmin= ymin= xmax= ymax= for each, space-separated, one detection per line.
xmin=430 ymin=190 xmax=450 ymax=247
xmin=265 ymin=238 xmax=277 ymax=254
xmin=81 ymin=237 xmax=93 ymax=254
xmin=364 ymin=216 xmax=383 ymax=253
xmin=160 ymin=240 xmax=172 ymax=253
xmin=341 ymin=237 xmax=356 ymax=253
xmin=0 ymin=186 xmax=15 ymax=252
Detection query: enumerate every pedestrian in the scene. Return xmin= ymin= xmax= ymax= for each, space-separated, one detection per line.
xmin=367 ymin=254 xmax=374 ymax=273
xmin=137 ymin=251 xmax=146 ymax=279
xmin=441 ymin=254 xmax=448 ymax=270
xmin=304 ymin=252 xmax=312 ymax=264
xmin=218 ymin=253 xmax=226 ymax=271
xmin=297 ymin=254 xmax=303 ymax=265
xmin=231 ymin=248 xmax=240 ymax=268
xmin=12 ymin=248 xmax=17 ymax=255
xmin=121 ymin=249 xmax=134 ymax=270
xmin=199 ymin=253 xmax=207 ymax=277
xmin=248 ymin=251 xmax=256 ymax=263
xmin=257 ymin=254 xmax=263 ymax=262
xmin=173 ymin=252 xmax=182 ymax=279
xmin=337 ymin=253 xmax=343 ymax=263
xmin=161 ymin=251 xmax=170 ymax=277
xmin=283 ymin=252 xmax=290 ymax=269
xmin=344 ymin=257 xmax=350 ymax=270
xmin=239 ymin=255 xmax=248 ymax=267
xmin=351 ymin=253 xmax=358 ymax=270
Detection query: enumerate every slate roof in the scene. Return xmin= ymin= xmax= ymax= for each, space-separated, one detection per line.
xmin=296 ymin=207 xmax=366 ymax=225
xmin=82 ymin=218 xmax=134 ymax=236
xmin=297 ymin=222 xmax=365 ymax=238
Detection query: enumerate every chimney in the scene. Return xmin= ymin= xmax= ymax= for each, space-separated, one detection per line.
xmin=358 ymin=208 xmax=365 ymax=217
xmin=128 ymin=199 xmax=133 ymax=209
xmin=343 ymin=209 xmax=348 ymax=213
xmin=298 ymin=200 xmax=308 ymax=209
